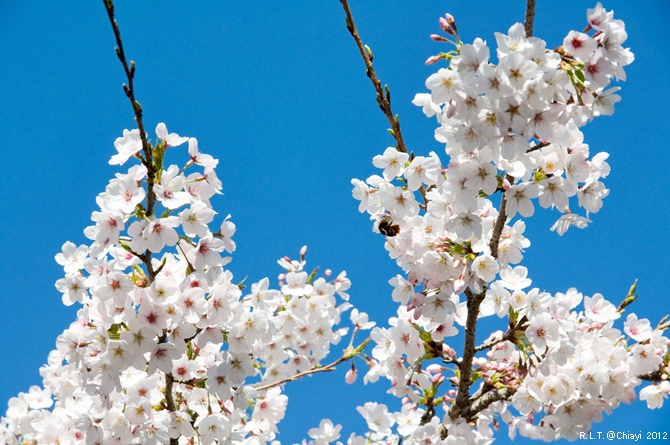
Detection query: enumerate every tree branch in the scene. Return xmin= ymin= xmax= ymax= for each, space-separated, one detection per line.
xmin=524 ymin=0 xmax=536 ymax=38
xmin=470 ymin=387 xmax=516 ymax=417
xmin=449 ymin=287 xmax=486 ymax=420
xmin=339 ymin=0 xmax=408 ymax=154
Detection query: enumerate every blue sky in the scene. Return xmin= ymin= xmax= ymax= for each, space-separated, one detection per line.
xmin=1 ymin=0 xmax=668 ymax=443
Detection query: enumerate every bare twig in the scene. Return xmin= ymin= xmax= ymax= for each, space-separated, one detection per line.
xmin=339 ymin=0 xmax=408 ymax=154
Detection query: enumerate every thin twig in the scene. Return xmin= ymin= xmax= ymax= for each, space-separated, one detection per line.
xmin=489 ymin=174 xmax=514 ymax=258
xmin=339 ymin=0 xmax=408 ymax=154
xmin=254 ymin=354 xmax=351 ymax=392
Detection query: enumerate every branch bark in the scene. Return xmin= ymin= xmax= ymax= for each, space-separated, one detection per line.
xmin=525 ymin=0 xmax=536 ymax=38
xmin=449 ymin=288 xmax=486 ymax=420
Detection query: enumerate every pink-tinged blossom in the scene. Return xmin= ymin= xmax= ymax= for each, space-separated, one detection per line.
xmin=584 ymin=293 xmax=620 ymax=323
xmin=137 ymin=301 xmax=170 ymax=336
xmin=308 ymin=419 xmax=342 ymax=442
xmin=624 ymin=313 xmax=653 ymax=342
xmin=472 ymin=254 xmax=500 ymax=283
xmin=55 ymin=242 xmax=88 ymax=273
xmin=154 ymin=164 xmax=190 ymax=209
xmin=147 ymin=343 xmax=180 ymax=375
xmin=141 ymin=216 xmax=180 ymax=253
xmin=587 ymin=2 xmax=613 ymax=31
xmin=350 ymin=308 xmax=376 ymax=330
xmin=593 ymin=87 xmax=622 ymax=117
xmin=356 ymin=402 xmax=395 ymax=437
xmin=584 ymin=49 xmax=615 ymax=88
xmin=90 ymin=210 xmax=124 ymax=245
xmin=500 ymin=265 xmax=532 ymax=291
xmin=187 ymin=137 xmax=218 ymax=169
xmin=526 ymin=313 xmax=561 ymax=354
xmin=630 ymin=343 xmax=662 ymax=376
xmin=281 ymin=271 xmax=313 ymax=297
xmin=187 ymin=235 xmax=227 ymax=270
xmin=412 ymin=93 xmax=441 ymax=118
xmin=218 ymin=215 xmax=236 ymax=253
xmin=109 ymin=128 xmax=142 ymax=165
xmin=372 ymin=147 xmax=410 ymax=181
xmin=383 ymin=186 xmax=419 ymax=219
xmin=550 ymin=213 xmax=591 ymax=236
xmin=563 ymin=31 xmax=597 ymax=60
xmin=425 ymin=68 xmax=464 ymax=104
xmin=55 ymin=273 xmax=88 ymax=306
xmin=506 ymin=183 xmax=538 ymax=218
xmin=578 ymin=178 xmax=609 ymax=213
xmin=639 ymin=382 xmax=670 ymax=410
xmin=405 ymin=155 xmax=438 ymax=191
xmin=179 ymin=201 xmax=215 ymax=237
xmin=155 ymin=122 xmax=188 ymax=147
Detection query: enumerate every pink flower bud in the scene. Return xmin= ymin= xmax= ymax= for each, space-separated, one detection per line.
xmin=453 ymin=278 xmax=466 ymax=293
xmin=430 ymin=34 xmax=448 ymax=42
xmin=439 ymin=17 xmax=451 ymax=34
xmin=425 ymin=55 xmax=441 ymax=65
xmin=426 ymin=364 xmax=443 ymax=374
xmin=345 ymin=365 xmax=357 ymax=384
xmin=502 ymin=178 xmax=512 ymax=190
xmin=324 ymin=269 xmax=332 ymax=277
xmin=445 ymin=13 xmax=458 ymax=32
xmin=300 ymin=245 xmax=308 ymax=257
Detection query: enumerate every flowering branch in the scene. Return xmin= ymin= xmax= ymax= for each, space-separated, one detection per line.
xmin=101 ymin=0 xmax=156 ymax=218
xmin=339 ymin=0 xmax=408 ymax=154
xmin=255 ymin=338 xmax=370 ymax=392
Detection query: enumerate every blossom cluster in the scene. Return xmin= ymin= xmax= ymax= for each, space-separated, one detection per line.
xmin=1 ymin=125 xmax=372 ymax=444
xmin=332 ymin=3 xmax=670 ymax=444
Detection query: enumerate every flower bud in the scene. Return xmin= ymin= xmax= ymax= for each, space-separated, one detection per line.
xmin=439 ymin=17 xmax=451 ymax=33
xmin=345 ymin=364 xmax=357 ymax=384
xmin=425 ymin=55 xmax=441 ymax=65
xmin=445 ymin=13 xmax=457 ymax=31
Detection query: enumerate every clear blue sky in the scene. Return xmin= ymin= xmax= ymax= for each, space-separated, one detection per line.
xmin=1 ymin=1 xmax=668 ymax=443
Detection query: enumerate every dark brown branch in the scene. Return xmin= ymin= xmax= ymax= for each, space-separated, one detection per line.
xmin=449 ymin=288 xmax=486 ymax=420
xmin=339 ymin=0 xmax=408 ymax=154
xmin=524 ymin=0 xmax=536 ymax=37
xmin=102 ymin=0 xmax=156 ymax=217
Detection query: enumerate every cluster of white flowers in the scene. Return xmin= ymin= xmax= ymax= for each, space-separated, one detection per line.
xmin=1 ymin=125 xmax=374 ymax=445
xmin=315 ymin=3 xmax=668 ymax=444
